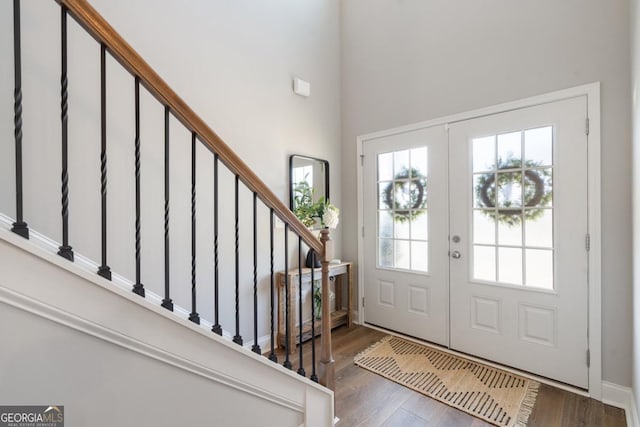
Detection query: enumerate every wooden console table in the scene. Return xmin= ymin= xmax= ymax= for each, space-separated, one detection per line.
xmin=277 ymin=261 xmax=353 ymax=350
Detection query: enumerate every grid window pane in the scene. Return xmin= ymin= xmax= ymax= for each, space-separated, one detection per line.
xmin=378 ymin=152 xmax=393 ymax=181
xmin=410 ymin=147 xmax=428 ymax=178
xmin=394 ymin=150 xmax=410 ymax=175
xmin=411 ymin=241 xmax=429 ymax=272
xmin=379 ymin=210 xmax=393 ymax=238
xmin=474 ymin=173 xmax=495 ymax=208
xmin=498 ymin=219 xmax=522 ymax=246
xmin=496 ymin=172 xmax=522 ymax=208
xmin=524 ymin=168 xmax=553 ymax=208
xmin=473 ymin=136 xmax=496 ymax=173
xmin=525 ymin=249 xmax=554 ymax=289
xmin=497 ymin=131 xmax=522 ymax=167
xmin=474 ymin=246 xmax=496 ymax=282
xmin=395 ymin=240 xmax=410 ymax=270
xmin=394 ymin=215 xmax=410 ymax=239
xmin=379 ymin=239 xmax=393 ymax=268
xmin=410 ymin=211 xmax=428 ymax=241
xmin=379 ymin=181 xmax=391 ymax=210
xmin=525 ymin=209 xmax=553 ymax=248
xmin=525 ymin=126 xmax=553 ymax=166
xmin=474 ymin=210 xmax=496 ymax=245
xmin=498 ymin=247 xmax=523 ymax=285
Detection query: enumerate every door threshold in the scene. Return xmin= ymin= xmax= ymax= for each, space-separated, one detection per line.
xmin=363 ymin=322 xmax=591 ymax=398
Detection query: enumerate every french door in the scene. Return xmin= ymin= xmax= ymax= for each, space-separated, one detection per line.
xmin=362 ymin=126 xmax=450 ymax=346
xmin=362 ymin=96 xmax=589 ymax=388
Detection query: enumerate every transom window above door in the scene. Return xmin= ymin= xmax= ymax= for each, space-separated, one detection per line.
xmin=471 ymin=126 xmax=554 ymax=290
xmin=377 ymin=147 xmax=429 ymax=273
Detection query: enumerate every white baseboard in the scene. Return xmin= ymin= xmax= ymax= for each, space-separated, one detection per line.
xmin=631 ymin=395 xmax=640 ymax=427
xmin=602 ymin=381 xmax=638 ymax=427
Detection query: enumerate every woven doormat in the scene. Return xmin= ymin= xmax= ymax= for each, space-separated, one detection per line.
xmin=354 ymin=336 xmax=539 ymax=427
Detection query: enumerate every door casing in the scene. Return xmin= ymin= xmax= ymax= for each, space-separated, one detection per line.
xmin=355 ymin=82 xmax=602 ymax=398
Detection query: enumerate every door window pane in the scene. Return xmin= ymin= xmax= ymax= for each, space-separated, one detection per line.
xmin=524 ymin=168 xmax=553 ymax=207
xmin=498 ymin=247 xmax=523 ymax=285
xmin=525 ymin=209 xmax=553 ymax=248
xmin=379 ymin=210 xmax=393 ymax=238
xmin=378 ymin=182 xmax=391 ymax=210
xmin=496 ymin=172 xmax=522 ymax=208
xmin=378 ymin=152 xmax=393 ymax=181
xmin=379 ymin=239 xmax=393 ymax=268
xmin=473 ymin=246 xmax=496 ymax=282
xmin=526 ymin=249 xmax=554 ymax=289
xmin=410 ymin=211 xmax=428 ymax=241
xmin=497 ymin=131 xmax=522 ymax=167
xmin=394 ymin=150 xmax=410 ymax=175
xmin=411 ymin=241 xmax=429 ymax=272
xmin=474 ymin=210 xmax=496 ymax=245
xmin=498 ymin=219 xmax=522 ymax=246
xmin=474 ymin=173 xmax=495 ymax=208
xmin=473 ymin=136 xmax=495 ymax=172
xmin=394 ymin=215 xmax=410 ymax=239
xmin=411 ymin=147 xmax=428 ymax=177
xmin=395 ymin=240 xmax=410 ymax=270
xmin=525 ymin=126 xmax=553 ymax=166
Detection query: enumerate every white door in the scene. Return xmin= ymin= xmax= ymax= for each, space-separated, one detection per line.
xmin=449 ymin=96 xmax=589 ymax=388
xmin=361 ymin=96 xmax=589 ymax=388
xmin=362 ymin=126 xmax=449 ymax=345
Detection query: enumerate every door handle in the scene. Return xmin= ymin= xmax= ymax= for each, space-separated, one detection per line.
xmin=451 ymin=250 xmax=461 ymax=259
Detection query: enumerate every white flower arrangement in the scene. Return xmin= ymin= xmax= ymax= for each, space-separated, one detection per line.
xmin=321 ymin=203 xmax=340 ymax=229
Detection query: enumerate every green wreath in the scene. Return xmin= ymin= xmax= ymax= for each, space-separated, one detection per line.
xmin=382 ymin=167 xmax=427 ymax=223
xmin=475 ymin=158 xmax=552 ymax=226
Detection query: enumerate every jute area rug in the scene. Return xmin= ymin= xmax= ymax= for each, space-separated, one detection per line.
xmin=354 ymin=336 xmax=540 ymax=427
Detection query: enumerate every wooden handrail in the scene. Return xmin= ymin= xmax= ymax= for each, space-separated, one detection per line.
xmin=56 ymin=0 xmax=334 ymax=389
xmin=56 ymin=0 xmax=322 ymax=255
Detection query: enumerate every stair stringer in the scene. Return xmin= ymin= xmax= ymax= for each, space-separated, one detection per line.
xmin=0 ymin=226 xmax=333 ymax=427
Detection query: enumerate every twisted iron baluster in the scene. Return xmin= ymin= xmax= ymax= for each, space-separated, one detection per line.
xmin=11 ymin=0 xmax=28 ymax=239
xmin=58 ymin=5 xmax=73 ymax=260
xmin=132 ymin=77 xmax=145 ymax=297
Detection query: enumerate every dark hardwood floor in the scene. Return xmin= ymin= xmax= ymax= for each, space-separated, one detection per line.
xmin=274 ymin=324 xmax=626 ymax=427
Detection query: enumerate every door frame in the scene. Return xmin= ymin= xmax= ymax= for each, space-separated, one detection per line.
xmin=356 ymin=82 xmax=601 ymax=398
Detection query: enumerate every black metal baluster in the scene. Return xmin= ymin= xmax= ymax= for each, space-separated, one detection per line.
xmin=161 ymin=106 xmax=173 ymax=311
xmin=310 ymin=251 xmax=318 ymax=382
xmin=211 ymin=154 xmax=222 ymax=335
xmin=297 ymin=236 xmax=305 ymax=377
xmin=189 ymin=133 xmax=200 ymax=324
xmin=97 ymin=44 xmax=111 ymax=280
xmin=57 ymin=6 xmax=73 ymax=261
xmin=233 ymin=175 xmax=243 ymax=346
xmin=132 ymin=77 xmax=144 ymax=297
xmin=11 ymin=0 xmax=28 ymax=239
xmin=283 ymin=224 xmax=292 ymax=369
xmin=251 ymin=193 xmax=260 ymax=354
xmin=268 ymin=209 xmax=277 ymax=363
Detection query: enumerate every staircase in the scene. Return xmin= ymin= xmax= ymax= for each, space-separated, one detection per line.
xmin=0 ymin=0 xmax=335 ymax=425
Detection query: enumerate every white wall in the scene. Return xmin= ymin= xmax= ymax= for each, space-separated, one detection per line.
xmin=0 ymin=303 xmax=303 ymax=427
xmin=89 ymin=0 xmax=342 ymax=208
xmin=341 ymin=0 xmax=632 ymax=386
xmin=631 ymin=0 xmax=640 ymax=413
xmin=0 ymin=0 xmax=341 ymax=344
